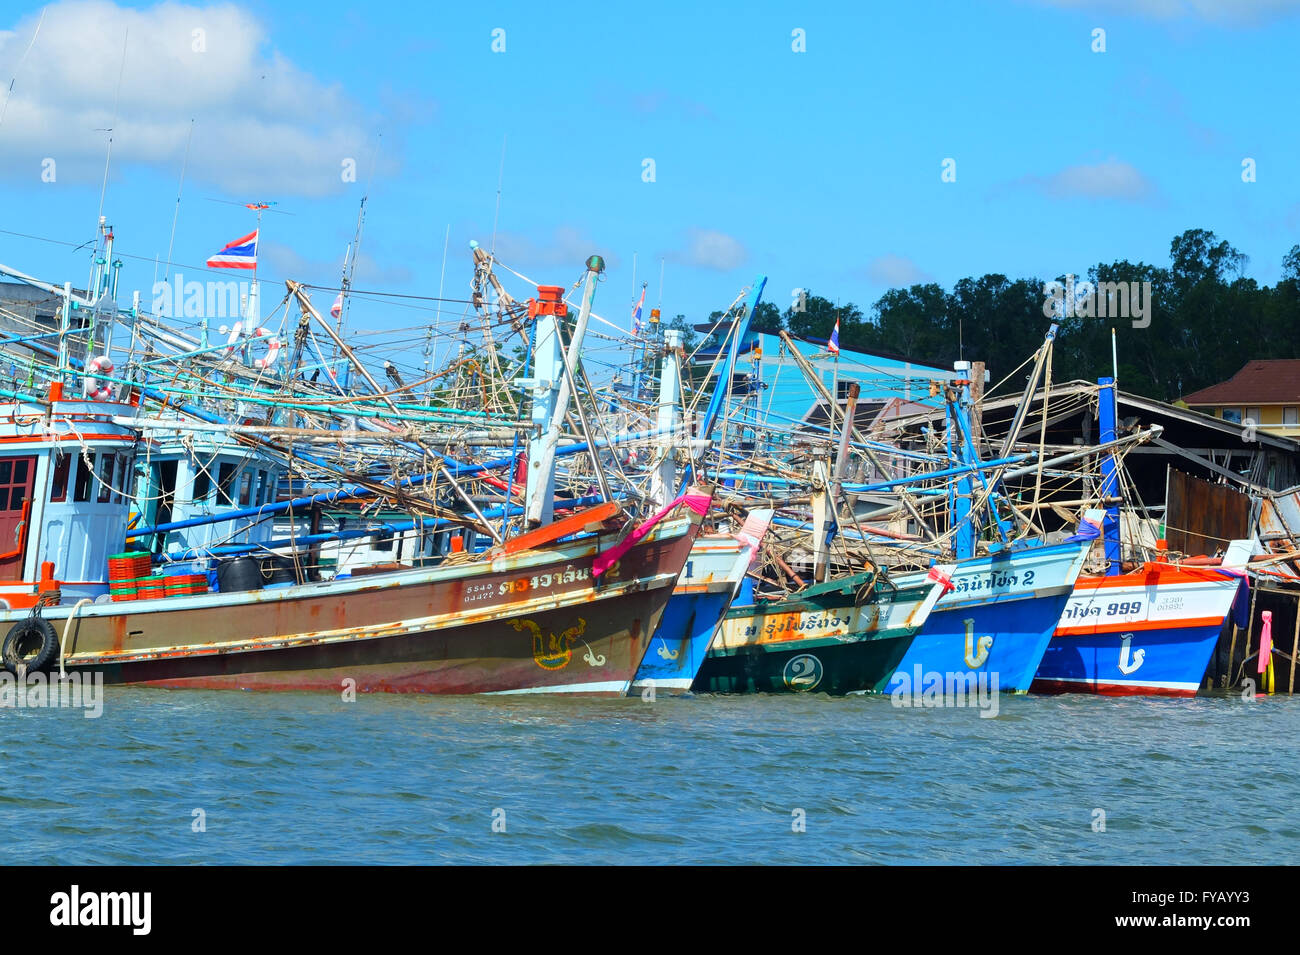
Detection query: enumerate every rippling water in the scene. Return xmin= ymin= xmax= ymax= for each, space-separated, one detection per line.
xmin=2 ymin=687 xmax=1296 ymax=865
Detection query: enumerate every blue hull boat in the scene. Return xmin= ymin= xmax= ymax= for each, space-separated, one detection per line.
xmin=887 ymin=539 xmax=1091 ymax=694
xmin=631 ymin=510 xmax=772 ymax=694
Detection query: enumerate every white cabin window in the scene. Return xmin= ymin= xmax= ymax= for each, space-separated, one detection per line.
xmin=97 ymin=454 xmax=114 ymax=503
xmin=113 ymin=454 xmax=128 ymax=503
xmin=73 ymin=454 xmax=94 ymax=502
xmin=49 ymin=452 xmax=70 ymax=503
xmin=192 ymin=468 xmax=211 ymax=503
xmin=216 ymin=462 xmax=238 ymax=506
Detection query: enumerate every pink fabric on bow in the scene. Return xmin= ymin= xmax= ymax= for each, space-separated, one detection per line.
xmin=1259 ymin=610 xmax=1273 ymax=674
xmin=593 ymin=492 xmax=711 ymax=577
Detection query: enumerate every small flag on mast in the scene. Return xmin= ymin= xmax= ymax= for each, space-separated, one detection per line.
xmin=631 ymin=283 xmax=646 ymax=336
xmin=206 ymin=230 xmax=258 ymax=270
xmin=330 ymin=291 xmax=344 ymax=319
xmin=827 ymin=317 xmax=840 ymax=355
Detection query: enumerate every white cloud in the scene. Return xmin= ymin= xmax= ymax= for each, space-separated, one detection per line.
xmin=1024 ymin=0 xmax=1300 ymax=23
xmin=1020 ymin=159 xmax=1155 ymax=201
xmin=666 ymin=228 xmax=748 ymax=272
xmin=629 ymin=90 xmax=715 ymax=120
xmin=260 ymin=242 xmax=413 ymax=288
xmin=0 ymin=1 xmax=392 ymax=195
xmin=862 ymin=254 xmax=929 ymax=287
xmin=488 ymin=226 xmax=619 ymax=272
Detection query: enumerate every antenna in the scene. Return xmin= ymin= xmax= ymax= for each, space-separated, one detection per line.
xmin=335 ymin=133 xmax=381 ymax=346
xmin=426 ymin=223 xmax=450 ymax=404
xmin=489 ymin=134 xmax=507 ymax=257
xmin=0 ymin=7 xmax=45 ymax=132
xmin=95 ymin=28 xmax=129 ymax=233
xmin=164 ymin=119 xmax=195 ymax=284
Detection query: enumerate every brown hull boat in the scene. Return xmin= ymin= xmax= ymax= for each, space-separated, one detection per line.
xmin=13 ymin=512 xmax=701 ymax=697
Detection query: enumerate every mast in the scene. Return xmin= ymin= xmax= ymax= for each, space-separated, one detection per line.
xmin=523 ymin=255 xmax=604 ymax=526
xmin=686 ymin=274 xmax=768 ymax=490
xmin=1098 ymin=375 xmax=1121 ymax=574
xmin=648 ymin=327 xmax=684 ymax=507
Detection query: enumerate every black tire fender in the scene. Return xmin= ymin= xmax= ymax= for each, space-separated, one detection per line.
xmin=3 ymin=617 xmax=59 ymax=674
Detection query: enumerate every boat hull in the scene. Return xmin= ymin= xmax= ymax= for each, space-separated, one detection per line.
xmin=31 ymin=515 xmax=700 ymax=697
xmin=1032 ymin=565 xmax=1243 ymax=697
xmin=888 ymin=541 xmax=1090 ymax=694
xmin=631 ymin=585 xmax=735 ymax=692
xmin=630 ymin=523 xmax=769 ymax=694
xmin=694 ymin=579 xmax=934 ymax=695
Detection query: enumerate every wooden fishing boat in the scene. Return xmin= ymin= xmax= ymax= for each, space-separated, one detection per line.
xmin=1032 ymin=550 xmax=1251 ymax=697
xmin=886 ymin=538 xmax=1092 ymax=693
xmin=693 ymin=566 xmax=949 ymax=695
xmin=0 ymin=389 xmax=703 ymax=696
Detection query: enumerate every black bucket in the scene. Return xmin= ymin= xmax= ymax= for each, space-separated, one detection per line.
xmin=216 ymin=556 xmax=263 ymax=593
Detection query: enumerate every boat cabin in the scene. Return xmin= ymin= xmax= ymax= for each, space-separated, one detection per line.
xmin=0 ymin=383 xmax=139 ymax=608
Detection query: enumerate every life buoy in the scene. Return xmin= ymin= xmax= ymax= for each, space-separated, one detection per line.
xmin=249 ymin=326 xmax=280 ymax=369
xmin=82 ymin=354 xmax=114 ymax=401
xmin=218 ymin=323 xmax=279 ymax=369
xmin=3 ymin=617 xmax=59 ymax=674
xmin=219 ymin=322 xmax=244 ymax=352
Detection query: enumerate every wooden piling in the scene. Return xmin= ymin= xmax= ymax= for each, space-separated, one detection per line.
xmin=1228 ymin=586 xmax=1259 ymax=688
xmin=1290 ymin=592 xmax=1300 ymax=694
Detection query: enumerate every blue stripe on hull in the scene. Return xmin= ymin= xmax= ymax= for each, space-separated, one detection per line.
xmin=633 ymin=589 xmax=733 ymax=691
xmin=1032 ymin=623 xmax=1223 ymax=696
xmin=888 ymin=592 xmax=1073 ymax=693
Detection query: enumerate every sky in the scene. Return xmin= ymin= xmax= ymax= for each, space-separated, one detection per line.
xmin=0 ymin=0 xmax=1297 ymax=369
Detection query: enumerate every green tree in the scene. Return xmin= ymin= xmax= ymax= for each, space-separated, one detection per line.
xmin=749 ymin=301 xmax=783 ymax=334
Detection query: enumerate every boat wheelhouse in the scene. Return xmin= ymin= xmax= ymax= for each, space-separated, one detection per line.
xmin=0 ymin=382 xmax=139 ymax=608
xmin=131 ymin=427 xmax=284 ymax=572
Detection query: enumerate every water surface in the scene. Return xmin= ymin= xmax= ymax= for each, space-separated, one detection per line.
xmin=2 ymin=688 xmax=1293 ymax=864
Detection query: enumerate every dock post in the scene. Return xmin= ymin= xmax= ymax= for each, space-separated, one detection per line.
xmin=1290 ymin=593 xmax=1299 ymax=693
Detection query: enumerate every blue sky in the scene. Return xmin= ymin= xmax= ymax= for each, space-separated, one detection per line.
xmin=0 ymin=0 xmax=1297 ymax=362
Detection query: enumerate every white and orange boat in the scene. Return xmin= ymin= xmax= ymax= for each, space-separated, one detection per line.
xmin=1032 ymin=542 xmax=1252 ymax=697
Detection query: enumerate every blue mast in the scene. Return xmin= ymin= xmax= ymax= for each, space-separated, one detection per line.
xmin=684 ymin=275 xmax=767 ymax=491
xmin=1097 ymin=375 xmax=1121 ymax=574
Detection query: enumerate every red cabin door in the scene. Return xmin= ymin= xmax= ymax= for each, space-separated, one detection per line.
xmin=0 ymin=457 xmax=37 ymax=581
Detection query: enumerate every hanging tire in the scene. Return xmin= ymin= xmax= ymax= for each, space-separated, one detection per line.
xmin=3 ymin=618 xmax=59 ymax=674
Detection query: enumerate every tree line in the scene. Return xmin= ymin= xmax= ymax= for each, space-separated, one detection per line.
xmin=669 ymin=229 xmax=1300 ymax=402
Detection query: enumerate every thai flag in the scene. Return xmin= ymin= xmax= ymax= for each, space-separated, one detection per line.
xmin=631 ymin=284 xmax=646 ymax=336
xmin=827 ymin=318 xmax=840 ymax=355
xmin=206 ymin=230 xmax=258 ymax=270
xmin=330 ymin=291 xmax=344 ymax=319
